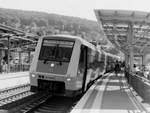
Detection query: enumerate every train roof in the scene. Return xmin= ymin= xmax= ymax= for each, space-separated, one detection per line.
xmin=42 ymin=34 xmax=96 ymax=50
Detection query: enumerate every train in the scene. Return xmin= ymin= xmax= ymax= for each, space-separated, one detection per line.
xmin=29 ymin=34 xmax=119 ymax=96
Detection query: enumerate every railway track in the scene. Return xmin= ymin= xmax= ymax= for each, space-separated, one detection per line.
xmin=20 ymin=95 xmax=81 ymax=113
xmin=0 ymin=84 xmax=82 ymax=113
xmin=0 ymin=84 xmax=33 ymax=107
xmin=0 ymin=83 xmax=30 ymax=96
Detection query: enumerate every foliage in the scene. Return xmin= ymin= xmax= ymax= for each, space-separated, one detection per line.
xmin=0 ymin=8 xmax=119 ymax=55
xmin=0 ymin=8 xmax=99 ymax=38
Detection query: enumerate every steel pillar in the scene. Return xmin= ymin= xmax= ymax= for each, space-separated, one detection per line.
xmin=19 ymin=51 xmax=21 ymax=71
xmin=7 ymin=36 xmax=10 ymax=73
xmin=125 ymin=54 xmax=129 ymax=70
xmin=128 ymin=23 xmax=134 ymax=73
xmin=28 ymin=51 xmax=31 ymax=63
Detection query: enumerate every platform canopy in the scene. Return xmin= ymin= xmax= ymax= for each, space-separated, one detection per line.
xmin=95 ymin=9 xmax=150 ymax=55
xmin=0 ymin=24 xmax=38 ymax=51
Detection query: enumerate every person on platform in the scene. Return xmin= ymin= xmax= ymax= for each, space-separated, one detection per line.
xmin=114 ymin=61 xmax=120 ymax=76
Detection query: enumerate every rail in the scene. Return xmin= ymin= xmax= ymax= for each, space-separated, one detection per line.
xmin=0 ymin=84 xmax=32 ymax=107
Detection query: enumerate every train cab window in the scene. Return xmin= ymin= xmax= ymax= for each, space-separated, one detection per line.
xmin=39 ymin=39 xmax=74 ymax=62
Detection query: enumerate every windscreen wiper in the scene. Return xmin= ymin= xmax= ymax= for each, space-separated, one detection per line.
xmin=43 ymin=58 xmax=48 ymax=64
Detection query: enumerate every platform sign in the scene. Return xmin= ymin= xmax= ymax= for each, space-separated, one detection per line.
xmin=133 ymin=55 xmax=142 ymax=66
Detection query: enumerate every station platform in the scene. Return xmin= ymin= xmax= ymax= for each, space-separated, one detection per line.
xmin=71 ymin=73 xmax=150 ymax=113
xmin=0 ymin=71 xmax=29 ymax=79
xmin=0 ymin=71 xmax=29 ymax=89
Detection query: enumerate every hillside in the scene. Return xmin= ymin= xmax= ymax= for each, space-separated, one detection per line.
xmin=0 ymin=8 xmax=119 ymax=55
xmin=0 ymin=8 xmax=102 ymax=40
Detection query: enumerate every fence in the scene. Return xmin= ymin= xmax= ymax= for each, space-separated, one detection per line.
xmin=125 ymin=71 xmax=150 ymax=103
xmin=0 ymin=64 xmax=30 ymax=73
xmin=10 ymin=64 xmax=30 ymax=72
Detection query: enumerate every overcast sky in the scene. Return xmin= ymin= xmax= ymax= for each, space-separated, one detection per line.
xmin=0 ymin=0 xmax=150 ymax=20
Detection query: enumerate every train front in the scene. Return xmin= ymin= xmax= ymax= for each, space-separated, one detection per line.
xmin=30 ymin=37 xmax=75 ymax=96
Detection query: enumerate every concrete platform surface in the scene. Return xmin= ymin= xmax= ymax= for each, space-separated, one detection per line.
xmin=71 ymin=73 xmax=149 ymax=113
xmin=0 ymin=71 xmax=29 ymax=89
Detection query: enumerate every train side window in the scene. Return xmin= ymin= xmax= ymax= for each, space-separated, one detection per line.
xmin=87 ymin=48 xmax=91 ymax=69
xmin=79 ymin=46 xmax=85 ymax=65
xmin=78 ymin=45 xmax=86 ymax=76
xmin=87 ymin=48 xmax=95 ymax=69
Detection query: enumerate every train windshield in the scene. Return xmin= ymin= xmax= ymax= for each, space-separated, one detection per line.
xmin=39 ymin=39 xmax=74 ymax=62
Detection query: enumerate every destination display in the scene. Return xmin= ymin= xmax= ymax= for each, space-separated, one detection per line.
xmin=43 ymin=39 xmax=74 ymax=46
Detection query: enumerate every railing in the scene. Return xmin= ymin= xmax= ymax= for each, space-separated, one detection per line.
xmin=10 ymin=64 xmax=30 ymax=72
xmin=134 ymin=74 xmax=150 ymax=83
xmin=0 ymin=64 xmax=30 ymax=73
xmin=125 ymin=71 xmax=150 ymax=103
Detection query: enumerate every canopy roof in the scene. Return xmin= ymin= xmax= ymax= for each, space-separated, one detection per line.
xmin=0 ymin=24 xmax=38 ymax=51
xmin=95 ymin=9 xmax=150 ymax=55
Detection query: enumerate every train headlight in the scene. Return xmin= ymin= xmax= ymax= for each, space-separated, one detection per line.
xmin=31 ymin=74 xmax=36 ymax=77
xmin=50 ymin=63 xmax=55 ymax=67
xmin=67 ymin=78 xmax=71 ymax=81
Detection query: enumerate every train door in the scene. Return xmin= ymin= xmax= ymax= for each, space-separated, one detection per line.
xmin=78 ymin=45 xmax=87 ymax=93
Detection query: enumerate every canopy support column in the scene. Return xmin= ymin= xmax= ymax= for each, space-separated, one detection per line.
xmin=7 ymin=36 xmax=10 ymax=73
xmin=127 ymin=23 xmax=134 ymax=86
xmin=125 ymin=54 xmax=129 ymax=70
xmin=128 ymin=23 xmax=134 ymax=73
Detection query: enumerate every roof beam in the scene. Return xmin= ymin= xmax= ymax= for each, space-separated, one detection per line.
xmin=0 ymin=24 xmax=25 ymax=35
xmin=95 ymin=10 xmax=150 ymax=56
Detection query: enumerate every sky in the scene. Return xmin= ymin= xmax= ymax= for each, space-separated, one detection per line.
xmin=0 ymin=0 xmax=150 ymax=21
